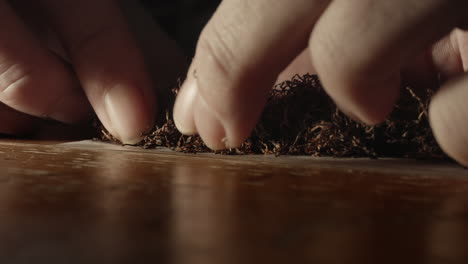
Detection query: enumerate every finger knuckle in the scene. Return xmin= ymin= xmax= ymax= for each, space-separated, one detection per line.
xmin=197 ymin=23 xmax=239 ymax=81
xmin=0 ymin=62 xmax=67 ymax=119
xmin=0 ymin=62 xmax=33 ymax=105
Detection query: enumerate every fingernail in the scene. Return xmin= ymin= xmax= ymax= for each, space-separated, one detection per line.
xmin=193 ymin=94 xmax=229 ymax=150
xmin=105 ymin=85 xmax=154 ymax=144
xmin=173 ymin=74 xmax=198 ymax=134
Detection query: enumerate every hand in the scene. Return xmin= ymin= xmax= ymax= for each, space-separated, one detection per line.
xmin=0 ymin=0 xmax=185 ymax=143
xmin=173 ymin=0 xmax=468 ymax=165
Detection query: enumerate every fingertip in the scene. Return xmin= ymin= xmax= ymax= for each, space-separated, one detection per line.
xmin=173 ymin=73 xmax=198 ymax=135
xmin=191 ymin=84 xmax=253 ymax=151
xmin=429 ymin=110 xmax=468 ymax=167
xmin=193 ymin=93 xmax=228 ymax=150
xmin=322 ymin=73 xmax=400 ymax=126
xmin=104 ymin=84 xmax=154 ymax=145
xmin=310 ymin=29 xmax=400 ymax=126
xmin=429 ymin=77 xmax=468 ymax=166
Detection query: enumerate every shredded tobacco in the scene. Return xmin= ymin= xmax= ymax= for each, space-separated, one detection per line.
xmin=99 ymin=74 xmax=447 ymax=159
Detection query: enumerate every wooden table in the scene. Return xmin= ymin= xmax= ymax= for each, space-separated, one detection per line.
xmin=0 ymin=139 xmax=467 ymax=263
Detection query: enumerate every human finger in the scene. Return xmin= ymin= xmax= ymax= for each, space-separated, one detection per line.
xmin=173 ymin=0 xmax=330 ymax=149
xmin=276 ymin=48 xmax=316 ymax=83
xmin=0 ymin=0 xmax=91 ymax=123
xmin=41 ymin=0 xmax=156 ymax=144
xmin=429 ymin=30 xmax=468 ymax=166
xmin=309 ymin=0 xmax=467 ymax=124
xmin=430 ymin=73 xmax=468 ymax=166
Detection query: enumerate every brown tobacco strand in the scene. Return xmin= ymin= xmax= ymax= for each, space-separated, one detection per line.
xmin=98 ymin=74 xmax=447 ymax=159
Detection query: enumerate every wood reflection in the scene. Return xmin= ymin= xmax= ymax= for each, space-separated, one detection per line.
xmin=0 ymin=140 xmax=467 ymax=263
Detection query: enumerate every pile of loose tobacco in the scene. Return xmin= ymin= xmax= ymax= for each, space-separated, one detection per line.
xmin=99 ymin=74 xmax=447 ymax=159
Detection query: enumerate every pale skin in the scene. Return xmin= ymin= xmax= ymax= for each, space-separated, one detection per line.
xmin=173 ymin=0 xmax=468 ymax=166
xmin=0 ymin=0 xmax=185 ymax=143
xmin=3 ymin=0 xmax=468 ymax=166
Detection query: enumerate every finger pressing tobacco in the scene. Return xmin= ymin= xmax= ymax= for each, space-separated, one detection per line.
xmin=97 ymin=74 xmax=447 ymax=160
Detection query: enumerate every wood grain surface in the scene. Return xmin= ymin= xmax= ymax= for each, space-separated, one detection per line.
xmin=0 ymin=139 xmax=467 ymax=264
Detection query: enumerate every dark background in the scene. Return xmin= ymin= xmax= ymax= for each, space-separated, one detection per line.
xmin=140 ymin=0 xmax=221 ymax=56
